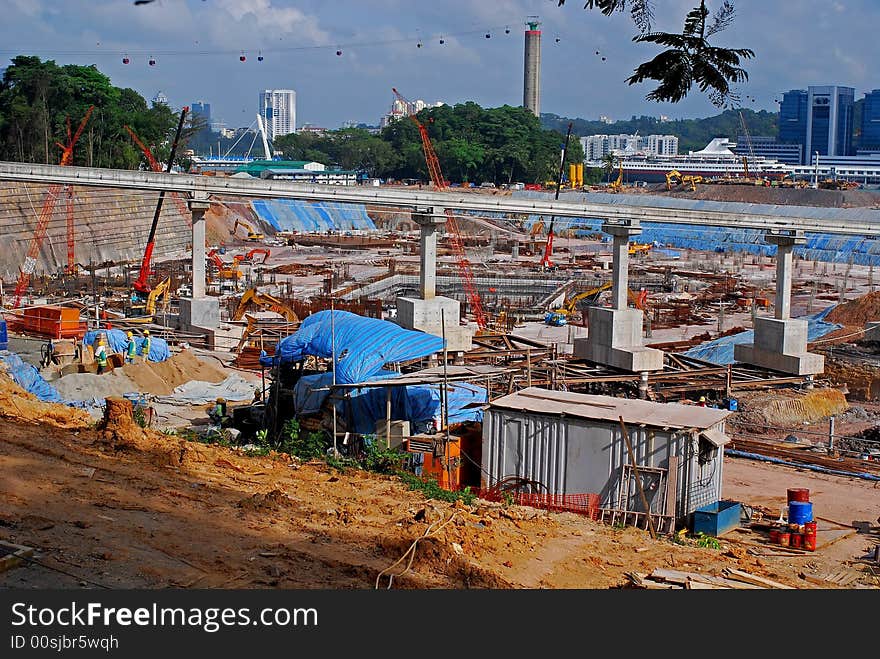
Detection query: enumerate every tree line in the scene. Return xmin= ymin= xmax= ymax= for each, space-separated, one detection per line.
xmin=0 ymin=56 xmax=191 ymax=169
xmin=273 ymin=103 xmax=584 ymax=185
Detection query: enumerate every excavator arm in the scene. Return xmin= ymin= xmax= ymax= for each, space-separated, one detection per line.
xmin=233 ymin=288 xmax=298 ymax=322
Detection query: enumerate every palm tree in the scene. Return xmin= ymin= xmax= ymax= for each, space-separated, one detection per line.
xmin=601 ymin=153 xmax=618 ymax=183
xmin=557 ymin=1 xmax=753 ymax=109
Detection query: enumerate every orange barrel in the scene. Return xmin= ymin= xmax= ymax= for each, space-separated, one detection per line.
xmin=768 ymin=529 xmax=781 ymax=544
xmin=804 ymin=520 xmax=818 ymax=535
xmin=787 ymin=488 xmax=810 ymax=502
xmin=778 ymin=532 xmax=790 ymax=547
xmin=790 ymin=533 xmax=803 ymax=549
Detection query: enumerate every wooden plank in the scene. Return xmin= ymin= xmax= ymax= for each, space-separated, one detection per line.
xmin=722 ymin=568 xmax=795 ymax=589
xmin=0 ymin=541 xmax=35 ymax=573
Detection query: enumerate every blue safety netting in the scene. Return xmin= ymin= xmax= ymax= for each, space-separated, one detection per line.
xmin=0 ymin=350 xmax=99 ymax=409
xmin=291 ymin=371 xmax=486 ymax=435
xmin=509 ymin=190 xmax=880 ymax=265
xmin=683 ymin=307 xmax=841 ymax=365
xmin=260 ymin=311 xmax=445 ymax=384
xmin=251 ymin=199 xmax=375 ymax=233
xmin=83 ymin=329 xmax=170 ymax=362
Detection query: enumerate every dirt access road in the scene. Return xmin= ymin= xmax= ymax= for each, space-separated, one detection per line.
xmin=0 ymin=416 xmax=877 ymax=591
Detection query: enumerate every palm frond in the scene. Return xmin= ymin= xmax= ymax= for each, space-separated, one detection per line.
xmin=705 ymin=1 xmax=736 ymax=37
xmin=682 ymin=2 xmax=709 ymax=37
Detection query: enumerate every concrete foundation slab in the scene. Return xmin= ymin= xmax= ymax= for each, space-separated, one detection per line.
xmin=733 ymin=317 xmax=824 ymax=375
xmin=179 ymin=297 xmax=220 ymax=331
xmin=574 ymin=306 xmax=663 ymax=372
xmin=395 ymin=296 xmax=473 ymax=353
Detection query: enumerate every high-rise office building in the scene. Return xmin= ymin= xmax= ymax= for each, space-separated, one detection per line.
xmin=778 ymin=89 xmax=807 ymax=162
xmin=778 ymin=86 xmax=854 ymax=163
xmin=861 ymin=89 xmax=880 ymax=151
xmin=191 ymin=101 xmax=211 ymax=124
xmin=259 ymin=89 xmax=296 ymax=141
xmin=806 ymin=86 xmax=854 ymax=162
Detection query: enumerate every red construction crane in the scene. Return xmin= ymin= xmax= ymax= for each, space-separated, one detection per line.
xmin=539 ymin=219 xmax=555 ymax=271
xmin=123 ymin=125 xmax=192 ymax=227
xmin=391 ymin=87 xmax=487 ymax=331
xmin=12 ymin=105 xmax=94 ymax=308
xmin=132 ymin=106 xmax=189 ymax=296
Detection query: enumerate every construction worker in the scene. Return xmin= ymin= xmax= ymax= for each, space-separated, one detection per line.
xmin=141 ymin=329 xmax=151 ymax=363
xmin=698 ymin=396 xmax=707 ymax=407
xmin=94 ymin=334 xmax=109 ymax=375
xmin=125 ymin=331 xmax=137 ymax=364
xmin=209 ymin=397 xmax=228 ymax=427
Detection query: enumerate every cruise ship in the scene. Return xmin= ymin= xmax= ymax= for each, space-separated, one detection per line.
xmin=589 ymin=137 xmax=794 ymax=183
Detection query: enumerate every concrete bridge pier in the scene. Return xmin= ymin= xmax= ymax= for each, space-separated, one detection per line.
xmin=574 ymin=221 xmax=663 ymax=372
xmin=179 ymin=192 xmax=220 ymax=340
xmin=734 ymin=230 xmax=824 ymax=376
xmin=395 ymin=208 xmax=473 ymax=353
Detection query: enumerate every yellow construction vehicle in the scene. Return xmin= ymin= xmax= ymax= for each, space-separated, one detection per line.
xmin=608 ymin=163 xmax=624 ymax=192
xmin=628 ymin=242 xmax=652 ymax=256
xmin=665 ymin=169 xmax=683 ymax=190
xmin=129 ymin=277 xmax=171 ymax=320
xmin=233 ymin=219 xmax=265 ymax=242
xmin=232 ymin=288 xmax=298 ymax=322
xmin=545 ymin=281 xmax=648 ymax=325
xmin=681 ymin=174 xmax=702 ymax=191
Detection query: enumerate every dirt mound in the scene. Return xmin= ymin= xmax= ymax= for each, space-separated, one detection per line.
xmin=823 ymin=359 xmax=880 ymax=401
xmin=152 ymin=350 xmax=228 ymax=387
xmin=734 ymin=388 xmax=848 ymax=428
xmin=824 ymin=291 xmax=880 ymax=327
xmin=50 ymin=370 xmax=139 ymax=401
xmin=0 ymin=372 xmax=92 ymax=429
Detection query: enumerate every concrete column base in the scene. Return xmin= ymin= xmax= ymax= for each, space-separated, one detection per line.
xmin=179 ymin=297 xmax=220 ymax=331
xmin=573 ymin=307 xmax=663 ymax=372
xmin=395 ymin=296 xmax=474 ymax=353
xmin=733 ymin=317 xmax=824 ymax=375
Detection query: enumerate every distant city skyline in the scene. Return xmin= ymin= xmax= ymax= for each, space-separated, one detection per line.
xmin=3 ymin=0 xmax=880 ymax=130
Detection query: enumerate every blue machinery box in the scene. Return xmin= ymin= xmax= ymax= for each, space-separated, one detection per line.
xmin=692 ymin=500 xmax=742 ymax=537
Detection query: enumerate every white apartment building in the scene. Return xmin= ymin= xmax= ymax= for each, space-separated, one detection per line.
xmin=259 ymin=89 xmax=296 ymax=141
xmin=581 ymin=134 xmax=679 ymax=160
xmin=379 ymin=98 xmax=444 ymax=128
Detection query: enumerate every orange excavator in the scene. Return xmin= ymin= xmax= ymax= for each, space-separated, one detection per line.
xmin=233 ymin=248 xmax=271 ymax=265
xmin=207 ymin=249 xmax=242 ymax=280
xmin=539 ymin=219 xmax=556 ymax=271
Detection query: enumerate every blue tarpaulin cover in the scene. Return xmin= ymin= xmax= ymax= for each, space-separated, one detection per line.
xmin=683 ymin=307 xmax=842 ymax=365
xmin=291 ymin=371 xmax=485 ymax=435
xmin=83 ymin=329 xmax=170 ymax=362
xmin=260 ymin=310 xmax=445 ymax=384
xmin=0 ymin=350 xmax=99 ymax=409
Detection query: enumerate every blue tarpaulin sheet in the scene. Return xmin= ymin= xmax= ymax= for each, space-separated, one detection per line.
xmin=292 ymin=371 xmax=485 ymax=435
xmin=260 ymin=311 xmax=445 ymax=384
xmin=83 ymin=329 xmax=170 ymax=362
xmin=0 ymin=350 xmax=99 ymax=409
xmin=251 ymin=199 xmax=375 ymax=233
xmin=683 ymin=307 xmax=842 ymax=365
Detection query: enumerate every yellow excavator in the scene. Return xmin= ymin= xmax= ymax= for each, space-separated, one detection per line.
xmin=233 ymin=219 xmax=265 ymax=242
xmin=128 ymin=277 xmax=171 ymax=321
xmin=665 ymin=169 xmax=683 ymax=190
xmin=681 ymin=174 xmax=702 ymax=191
xmin=629 ymin=242 xmax=652 ymax=256
xmin=608 ymin=163 xmax=624 ymax=192
xmin=232 ymin=288 xmax=298 ymax=322
xmin=545 ymin=281 xmax=648 ymax=325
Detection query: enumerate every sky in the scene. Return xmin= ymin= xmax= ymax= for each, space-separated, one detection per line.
xmin=2 ymin=0 xmax=878 ymax=131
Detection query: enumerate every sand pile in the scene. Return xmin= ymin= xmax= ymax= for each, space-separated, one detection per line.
xmin=0 ymin=372 xmax=92 ymax=429
xmin=824 ymin=291 xmax=880 ymax=327
xmin=52 ymin=350 xmax=232 ymax=401
xmin=52 ymin=371 xmax=139 ymax=400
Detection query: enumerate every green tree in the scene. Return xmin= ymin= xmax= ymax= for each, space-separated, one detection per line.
xmin=557 ymin=1 xmax=753 ymax=109
xmin=601 ymin=153 xmax=619 ymax=182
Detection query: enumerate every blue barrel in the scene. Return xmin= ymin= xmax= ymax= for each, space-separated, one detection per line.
xmin=727 ymin=398 xmax=738 ymax=411
xmin=788 ymin=501 xmax=813 ymax=524
xmin=0 ymin=319 xmax=7 ymax=351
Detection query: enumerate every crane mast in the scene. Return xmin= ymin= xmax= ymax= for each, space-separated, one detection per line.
xmin=391 ymin=88 xmax=487 ymax=331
